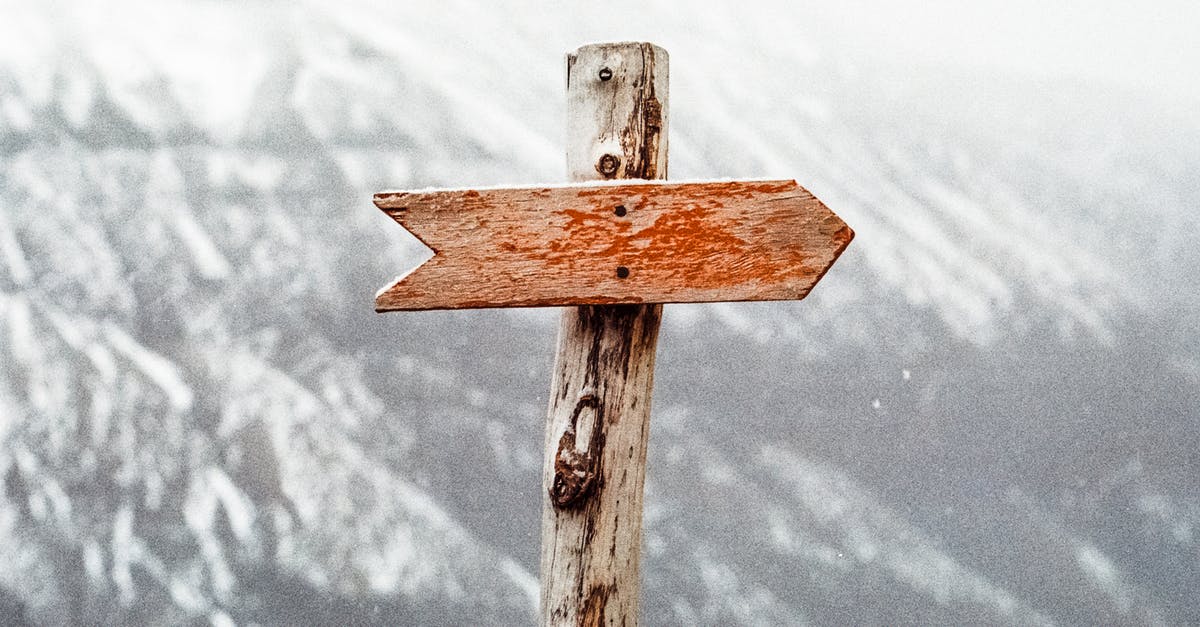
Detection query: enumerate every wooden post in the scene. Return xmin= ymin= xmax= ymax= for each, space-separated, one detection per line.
xmin=539 ymin=42 xmax=668 ymax=625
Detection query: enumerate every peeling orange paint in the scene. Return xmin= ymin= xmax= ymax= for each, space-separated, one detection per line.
xmin=373 ymin=179 xmax=853 ymax=311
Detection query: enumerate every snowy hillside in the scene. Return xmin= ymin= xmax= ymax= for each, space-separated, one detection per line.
xmin=2 ymin=1 xmax=1198 ymax=624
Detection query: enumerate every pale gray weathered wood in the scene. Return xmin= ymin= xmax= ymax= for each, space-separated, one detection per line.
xmin=540 ymin=42 xmax=668 ymax=626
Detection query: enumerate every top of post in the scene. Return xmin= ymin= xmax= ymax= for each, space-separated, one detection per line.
xmin=565 ymin=42 xmax=669 ymax=182
xmin=567 ymin=41 xmax=669 ymax=63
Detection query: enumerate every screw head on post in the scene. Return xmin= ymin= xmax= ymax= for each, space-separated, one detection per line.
xmin=598 ymin=67 xmax=613 ymax=81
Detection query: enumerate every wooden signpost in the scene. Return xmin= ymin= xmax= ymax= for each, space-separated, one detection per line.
xmin=373 ymin=42 xmax=852 ymax=625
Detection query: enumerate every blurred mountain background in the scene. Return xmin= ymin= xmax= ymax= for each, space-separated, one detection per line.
xmin=1 ymin=0 xmax=1198 ymax=624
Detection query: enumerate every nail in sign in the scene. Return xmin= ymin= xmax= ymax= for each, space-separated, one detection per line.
xmin=374 ymin=178 xmax=853 ymax=312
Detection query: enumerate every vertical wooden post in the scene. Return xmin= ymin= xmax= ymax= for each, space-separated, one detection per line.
xmin=539 ymin=42 xmax=668 ymax=625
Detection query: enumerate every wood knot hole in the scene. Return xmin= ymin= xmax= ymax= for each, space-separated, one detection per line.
xmin=550 ymin=393 xmax=603 ymax=509
xmin=596 ymin=154 xmax=620 ymax=178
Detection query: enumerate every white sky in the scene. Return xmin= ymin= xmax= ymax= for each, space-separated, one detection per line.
xmin=553 ymin=0 xmax=1200 ymax=106
xmin=801 ymin=0 xmax=1200 ymax=104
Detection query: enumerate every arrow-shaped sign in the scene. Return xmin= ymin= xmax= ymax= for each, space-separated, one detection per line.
xmin=374 ymin=179 xmax=853 ymax=311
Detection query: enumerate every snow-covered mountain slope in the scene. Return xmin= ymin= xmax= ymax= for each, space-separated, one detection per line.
xmin=2 ymin=1 xmax=1198 ymax=624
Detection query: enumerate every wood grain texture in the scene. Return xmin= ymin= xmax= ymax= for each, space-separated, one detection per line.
xmin=373 ymin=179 xmax=853 ymax=311
xmin=541 ymin=305 xmax=661 ymax=626
xmin=541 ymin=42 xmax=666 ymax=626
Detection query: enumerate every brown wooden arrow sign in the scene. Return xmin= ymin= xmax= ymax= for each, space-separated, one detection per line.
xmin=374 ymin=178 xmax=853 ymax=311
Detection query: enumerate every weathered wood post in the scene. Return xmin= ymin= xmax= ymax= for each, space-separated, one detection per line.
xmin=539 ymin=42 xmax=668 ymax=625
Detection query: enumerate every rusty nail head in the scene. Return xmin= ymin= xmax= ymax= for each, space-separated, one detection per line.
xmin=597 ymin=154 xmax=620 ymax=177
xmin=598 ymin=67 xmax=613 ymax=81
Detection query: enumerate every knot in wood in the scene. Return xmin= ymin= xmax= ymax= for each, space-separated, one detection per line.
xmin=551 ymin=446 xmax=596 ymax=508
xmin=596 ymin=154 xmax=620 ymax=178
xmin=550 ymin=393 xmax=604 ymax=509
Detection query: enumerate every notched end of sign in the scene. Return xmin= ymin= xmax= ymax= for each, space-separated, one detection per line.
xmin=373 ymin=253 xmax=434 ymax=313
xmin=373 ymin=196 xmax=437 ymax=313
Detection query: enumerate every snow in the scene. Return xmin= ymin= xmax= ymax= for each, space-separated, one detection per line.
xmin=83 ymin=540 xmax=106 ymax=584
xmin=501 ymin=558 xmax=539 ymax=610
xmin=54 ymin=0 xmax=275 ymax=141
xmin=204 ymin=152 xmax=288 ymax=193
xmin=103 ymin=323 xmax=194 ymax=413
xmin=0 ymin=209 xmax=32 ymax=286
xmin=147 ymin=152 xmax=232 ymax=280
xmin=209 ymin=468 xmax=257 ymax=542
xmin=317 ymin=2 xmax=561 ymax=176
xmin=0 ymin=3 xmax=56 ymax=107
xmin=760 ymin=447 xmax=1052 ymax=624
xmin=111 ymin=505 xmax=138 ymax=605
xmin=1073 ymin=542 xmax=1152 ymax=618
xmin=209 ymin=610 xmax=237 ymax=627
xmin=4 ymin=295 xmax=36 ymax=366
xmin=182 ymin=469 xmax=240 ymax=601
xmin=0 ymin=94 xmax=33 ymax=131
